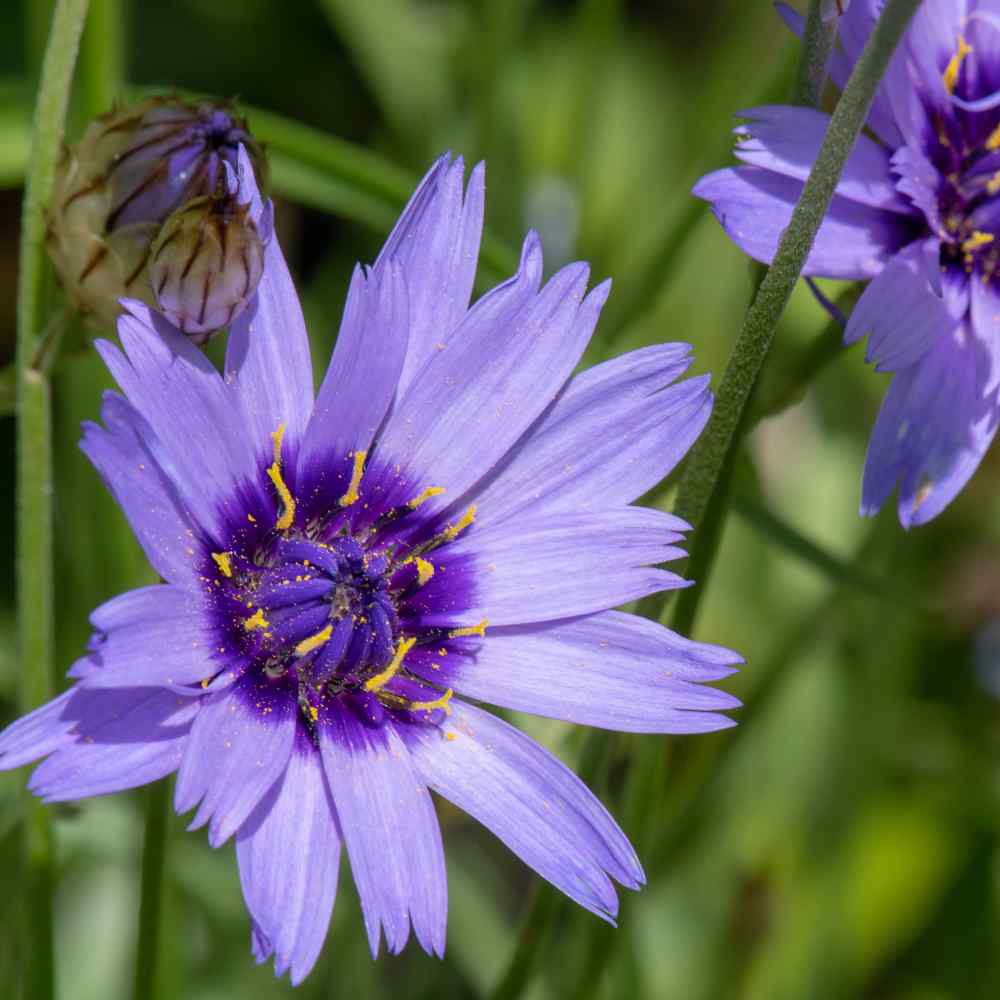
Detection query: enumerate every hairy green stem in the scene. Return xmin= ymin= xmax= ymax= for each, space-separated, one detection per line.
xmin=659 ymin=0 xmax=922 ymax=631
xmin=16 ymin=2 xmax=90 ymax=997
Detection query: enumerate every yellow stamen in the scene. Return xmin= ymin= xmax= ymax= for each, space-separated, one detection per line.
xmin=407 ymin=688 xmax=454 ymax=716
xmin=364 ymin=636 xmax=416 ymax=692
xmin=989 ymin=172 xmax=1000 ymax=196
xmin=270 ymin=422 xmax=286 ymax=463
xmin=211 ymin=551 xmax=233 ymax=578
xmin=308 ymin=704 xmax=319 ymax=722
xmin=987 ymin=123 xmax=1000 ymax=151
xmin=295 ymin=625 xmax=333 ymax=657
xmin=267 ymin=463 xmax=296 ymax=530
xmin=243 ymin=608 xmax=269 ymax=631
xmin=407 ymin=485 xmax=445 ymax=509
xmin=449 ymin=619 xmax=488 ymax=639
xmin=339 ymin=450 xmax=367 ymax=507
xmin=265 ymin=422 xmax=296 ymax=530
xmin=962 ymin=230 xmax=994 ymax=252
xmin=943 ymin=34 xmax=972 ymax=96
xmin=442 ymin=504 xmax=477 ymax=542
xmin=247 ymin=513 xmax=257 ymax=524
xmin=415 ymin=557 xmax=435 ymax=587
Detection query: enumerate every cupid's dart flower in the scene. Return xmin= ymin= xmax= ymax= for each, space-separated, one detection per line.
xmin=695 ymin=0 xmax=1000 ymax=527
xmin=1 ymin=150 xmax=741 ymax=984
xmin=47 ymin=95 xmax=266 ymax=332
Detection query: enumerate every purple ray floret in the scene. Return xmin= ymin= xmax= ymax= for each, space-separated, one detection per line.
xmin=1 ymin=148 xmax=741 ymax=984
xmin=695 ymin=0 xmax=1000 ymax=527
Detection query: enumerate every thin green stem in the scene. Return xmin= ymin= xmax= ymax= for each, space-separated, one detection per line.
xmin=19 ymin=372 xmax=57 ymax=1000
xmin=657 ymin=0 xmax=923 ymax=630
xmin=133 ymin=781 xmax=170 ymax=1000
xmin=16 ymin=3 xmax=90 ymax=998
xmin=80 ymin=0 xmax=124 ymax=118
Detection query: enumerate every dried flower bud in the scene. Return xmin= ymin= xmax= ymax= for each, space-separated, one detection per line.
xmin=149 ymin=193 xmax=264 ymax=343
xmin=46 ymin=95 xmax=266 ymax=330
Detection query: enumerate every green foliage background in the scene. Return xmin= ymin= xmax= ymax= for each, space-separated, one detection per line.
xmin=2 ymin=1 xmax=1000 ymax=997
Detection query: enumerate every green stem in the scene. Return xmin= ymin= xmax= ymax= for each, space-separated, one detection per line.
xmin=659 ymin=0 xmax=923 ymax=630
xmin=133 ymin=781 xmax=170 ymax=1000
xmin=16 ymin=2 xmax=90 ymax=998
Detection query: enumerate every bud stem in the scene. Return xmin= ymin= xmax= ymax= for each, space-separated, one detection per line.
xmin=16 ymin=3 xmax=90 ymax=999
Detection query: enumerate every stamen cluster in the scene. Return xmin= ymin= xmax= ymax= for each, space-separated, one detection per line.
xmin=203 ymin=430 xmax=482 ymax=731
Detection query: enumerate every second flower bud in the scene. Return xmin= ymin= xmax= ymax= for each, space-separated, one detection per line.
xmin=149 ymin=192 xmax=265 ymax=343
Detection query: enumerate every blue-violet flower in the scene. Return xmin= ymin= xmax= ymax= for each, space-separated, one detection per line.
xmin=694 ymin=0 xmax=1000 ymax=526
xmin=3 ymin=150 xmax=741 ymax=984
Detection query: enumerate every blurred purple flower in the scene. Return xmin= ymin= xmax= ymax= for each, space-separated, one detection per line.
xmin=1 ymin=151 xmax=741 ymax=984
xmin=695 ymin=0 xmax=1000 ymax=527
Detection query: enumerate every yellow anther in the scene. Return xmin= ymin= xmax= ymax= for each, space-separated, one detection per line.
xmin=989 ymin=172 xmax=1000 ymax=196
xmin=247 ymin=513 xmax=257 ymax=524
xmin=243 ymin=608 xmax=270 ymax=631
xmin=265 ymin=422 xmax=296 ymax=530
xmin=211 ymin=551 xmax=233 ymax=578
xmin=988 ymin=124 xmax=1000 ymax=151
xmin=943 ymin=34 xmax=972 ymax=96
xmin=415 ymin=557 xmax=435 ymax=587
xmin=308 ymin=704 xmax=319 ymax=722
xmin=295 ymin=625 xmax=333 ymax=657
xmin=270 ymin=422 xmax=286 ymax=463
xmin=407 ymin=688 xmax=454 ymax=716
xmin=407 ymin=486 xmax=445 ymax=509
xmin=267 ymin=463 xmax=296 ymax=530
xmin=449 ymin=619 xmax=488 ymax=639
xmin=442 ymin=504 xmax=477 ymax=542
xmin=339 ymin=450 xmax=367 ymax=507
xmin=364 ymin=636 xmax=416 ymax=692
xmin=962 ymin=230 xmax=994 ymax=252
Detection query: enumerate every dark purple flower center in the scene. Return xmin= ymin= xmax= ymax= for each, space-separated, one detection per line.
xmin=904 ymin=32 xmax=1000 ymax=283
xmin=202 ymin=434 xmax=480 ymax=734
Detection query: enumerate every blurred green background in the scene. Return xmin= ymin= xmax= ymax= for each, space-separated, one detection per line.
xmin=3 ymin=0 xmax=1000 ymax=997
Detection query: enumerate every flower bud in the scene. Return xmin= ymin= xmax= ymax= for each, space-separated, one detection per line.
xmin=149 ymin=193 xmax=264 ymax=343
xmin=46 ymin=96 xmax=266 ymax=330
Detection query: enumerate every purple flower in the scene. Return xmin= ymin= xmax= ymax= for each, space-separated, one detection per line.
xmin=694 ymin=0 xmax=1000 ymax=527
xmin=2 ymin=150 xmax=740 ymax=984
